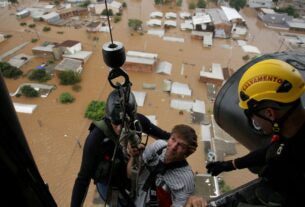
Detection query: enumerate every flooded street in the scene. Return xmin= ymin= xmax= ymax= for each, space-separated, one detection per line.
xmin=0 ymin=1 xmax=289 ymax=206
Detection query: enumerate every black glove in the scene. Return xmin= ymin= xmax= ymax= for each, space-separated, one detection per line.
xmin=206 ymin=161 xmax=235 ymax=176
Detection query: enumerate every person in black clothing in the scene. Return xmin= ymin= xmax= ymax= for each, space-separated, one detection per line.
xmin=206 ymin=59 xmax=305 ymax=207
xmin=71 ymin=89 xmax=170 ymax=207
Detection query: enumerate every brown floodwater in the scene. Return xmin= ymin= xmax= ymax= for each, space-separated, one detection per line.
xmin=0 ymin=1 xmax=291 ymax=206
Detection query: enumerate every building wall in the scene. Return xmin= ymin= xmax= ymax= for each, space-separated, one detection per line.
xmin=32 ymin=50 xmax=55 ymax=60
xmin=53 ymin=47 xmax=63 ymax=60
xmin=0 ymin=34 xmax=5 ymax=43
xmin=214 ymin=23 xmax=231 ymax=38
xmin=199 ymin=77 xmax=223 ymax=86
xmin=123 ymin=63 xmax=154 ymax=72
xmin=59 ymin=9 xmax=88 ymax=19
xmin=65 ymin=43 xmax=82 ymax=54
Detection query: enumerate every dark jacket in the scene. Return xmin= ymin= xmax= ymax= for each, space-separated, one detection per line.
xmin=71 ymin=113 xmax=170 ymax=207
xmin=234 ymin=124 xmax=305 ymax=206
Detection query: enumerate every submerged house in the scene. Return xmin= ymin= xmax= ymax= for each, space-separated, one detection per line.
xmin=55 ymin=58 xmax=83 ymax=74
xmin=221 ymin=6 xmax=248 ymax=39
xmin=206 ymin=8 xmax=232 ymax=38
xmin=257 ymin=8 xmax=292 ymax=30
xmin=53 ymin=40 xmax=81 ymax=60
xmin=124 ymin=51 xmax=158 ymax=73
xmin=200 ymin=63 xmax=224 ymax=86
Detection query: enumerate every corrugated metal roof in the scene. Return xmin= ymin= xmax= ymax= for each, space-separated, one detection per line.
xmin=170 ymin=99 xmax=193 ymax=111
xmin=162 ymin=79 xmax=171 ymax=92
xmin=156 ymin=61 xmax=172 ymax=75
xmin=13 ymin=103 xmax=37 ymax=114
xmin=42 ymin=12 xmax=59 ymax=20
xmin=127 ymin=51 xmax=158 ymax=59
xmin=171 ymin=82 xmax=192 ymax=96
xmin=147 ymin=29 xmax=165 ymax=37
xmin=132 ymin=91 xmax=146 ymax=107
xmin=193 ymin=100 xmax=205 ymax=114
xmin=164 ymin=20 xmax=177 ymax=27
xmin=221 ymin=6 xmax=244 ymax=21
xmin=163 ymin=36 xmax=184 ymax=43
xmin=241 ymin=45 xmax=261 ymax=54
xmin=180 ymin=22 xmax=193 ymax=30
xmin=179 ymin=12 xmax=191 ymax=19
xmin=200 ymin=63 xmax=224 ymax=80
xmin=62 ymin=51 xmax=92 ymax=60
xmin=192 ymin=14 xmax=211 ymax=25
xmin=165 ymin=12 xmax=177 ymax=19
xmin=126 ymin=56 xmax=155 ymax=65
xmin=286 ymin=20 xmax=305 ymax=29
xmin=32 ymin=44 xmax=55 ymax=52
xmin=150 ymin=11 xmax=163 ymax=18
xmin=55 ymin=58 xmax=82 ymax=71
xmin=147 ymin=19 xmax=162 ymax=26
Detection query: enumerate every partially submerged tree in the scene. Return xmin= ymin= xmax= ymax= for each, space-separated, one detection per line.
xmin=275 ymin=5 xmax=299 ymax=18
xmin=128 ymin=19 xmax=142 ymax=31
xmin=229 ymin=0 xmax=246 ymax=11
xmin=43 ymin=26 xmax=51 ymax=32
xmin=0 ymin=62 xmax=23 ymax=79
xmin=154 ymin=0 xmax=163 ymax=4
xmin=59 ymin=92 xmax=75 ymax=104
xmin=28 ymin=69 xmax=51 ymax=82
xmin=101 ymin=9 xmax=113 ymax=16
xmin=58 ymin=70 xmax=81 ymax=85
xmin=20 ymin=85 xmax=39 ymax=97
xmin=197 ymin=0 xmax=206 ymax=8
xmin=85 ymin=100 xmax=106 ymax=121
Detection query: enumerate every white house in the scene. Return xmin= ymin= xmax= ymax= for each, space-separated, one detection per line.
xmin=200 ymin=63 xmax=224 ymax=85
xmin=179 ymin=12 xmax=191 ymax=19
xmin=165 ymin=12 xmax=177 ymax=19
xmin=57 ymin=40 xmax=82 ymax=54
xmin=180 ymin=21 xmax=193 ymax=31
xmin=62 ymin=51 xmax=92 ymax=63
xmin=0 ymin=33 xmax=5 ymax=43
xmin=150 ymin=11 xmax=163 ymax=18
xmin=147 ymin=19 xmax=162 ymax=27
xmin=124 ymin=51 xmax=158 ymax=72
xmin=164 ymin=20 xmax=177 ymax=28
xmin=221 ymin=6 xmax=244 ymax=22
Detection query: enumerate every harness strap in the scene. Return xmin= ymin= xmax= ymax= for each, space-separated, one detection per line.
xmin=93 ymin=119 xmax=118 ymax=144
xmin=142 ymin=146 xmax=188 ymax=192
